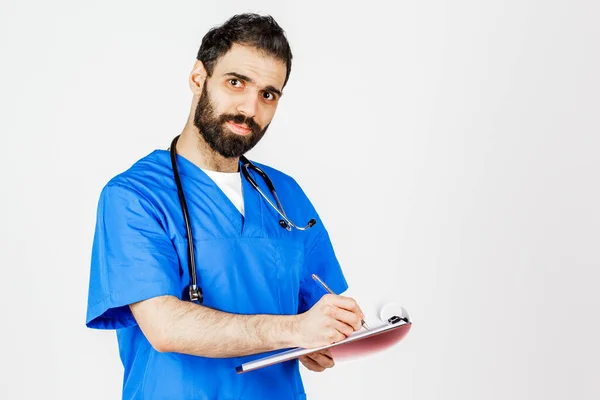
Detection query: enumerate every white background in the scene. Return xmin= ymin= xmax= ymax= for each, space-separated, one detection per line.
xmin=1 ymin=0 xmax=598 ymax=399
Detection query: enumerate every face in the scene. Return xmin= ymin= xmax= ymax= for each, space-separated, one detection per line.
xmin=193 ymin=44 xmax=287 ymax=158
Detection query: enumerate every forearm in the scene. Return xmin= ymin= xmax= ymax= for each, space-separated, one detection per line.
xmin=130 ymin=295 xmax=299 ymax=358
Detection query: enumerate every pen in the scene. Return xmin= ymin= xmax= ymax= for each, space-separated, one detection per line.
xmin=311 ymin=274 xmax=370 ymax=331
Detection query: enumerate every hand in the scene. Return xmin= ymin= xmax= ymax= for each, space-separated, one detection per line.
xmin=294 ymin=294 xmax=364 ymax=349
xmin=299 ymin=349 xmax=335 ymax=372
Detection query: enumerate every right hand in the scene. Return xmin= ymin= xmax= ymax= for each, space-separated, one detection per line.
xmin=294 ymin=294 xmax=364 ymax=349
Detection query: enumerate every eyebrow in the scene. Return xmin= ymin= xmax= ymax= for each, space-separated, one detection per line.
xmin=223 ymin=72 xmax=283 ymax=97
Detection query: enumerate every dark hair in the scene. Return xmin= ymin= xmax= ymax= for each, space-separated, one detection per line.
xmin=197 ymin=13 xmax=293 ymax=87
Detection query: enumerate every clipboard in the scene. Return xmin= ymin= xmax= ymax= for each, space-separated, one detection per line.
xmin=235 ymin=312 xmax=412 ymax=374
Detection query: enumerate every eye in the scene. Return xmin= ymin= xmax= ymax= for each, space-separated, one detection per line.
xmin=228 ymin=78 xmax=243 ymax=87
xmin=262 ymin=91 xmax=276 ymax=101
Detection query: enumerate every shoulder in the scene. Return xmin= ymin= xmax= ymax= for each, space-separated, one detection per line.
xmin=97 ymin=150 xmax=174 ymax=216
xmin=246 ymin=159 xmax=313 ymax=202
xmin=248 ymin=159 xmax=302 ymax=190
xmin=106 ymin=150 xmax=172 ymax=191
xmin=246 ymin=158 xmax=318 ymax=214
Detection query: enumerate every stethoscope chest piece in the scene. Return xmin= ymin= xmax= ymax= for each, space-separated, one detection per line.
xmin=188 ymin=285 xmax=203 ymax=303
xmin=279 ymin=220 xmax=291 ymax=231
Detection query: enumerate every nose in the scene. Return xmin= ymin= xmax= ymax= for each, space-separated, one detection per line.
xmin=236 ymin=92 xmax=259 ymax=119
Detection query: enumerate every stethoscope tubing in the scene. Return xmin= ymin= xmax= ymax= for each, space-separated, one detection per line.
xmin=169 ymin=134 xmax=315 ymax=304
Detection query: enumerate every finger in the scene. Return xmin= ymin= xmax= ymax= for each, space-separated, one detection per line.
xmin=320 ymin=348 xmax=334 ymax=359
xmin=323 ymin=325 xmax=347 ymax=343
xmin=328 ymin=306 xmax=362 ymax=331
xmin=307 ymin=352 xmax=335 ymax=368
xmin=328 ymin=295 xmax=361 ymax=314
xmin=306 ymin=349 xmax=333 ymax=361
xmin=332 ymin=319 xmax=355 ymax=338
xmin=356 ymin=304 xmax=366 ymax=320
xmin=300 ymin=356 xmax=325 ymax=372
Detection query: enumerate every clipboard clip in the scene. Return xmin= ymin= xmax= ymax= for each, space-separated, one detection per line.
xmin=388 ymin=315 xmax=410 ymax=324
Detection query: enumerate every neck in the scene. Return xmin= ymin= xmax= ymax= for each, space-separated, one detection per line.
xmin=176 ymin=120 xmax=240 ymax=173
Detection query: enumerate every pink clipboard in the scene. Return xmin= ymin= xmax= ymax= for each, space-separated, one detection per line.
xmin=235 ymin=313 xmax=412 ymax=374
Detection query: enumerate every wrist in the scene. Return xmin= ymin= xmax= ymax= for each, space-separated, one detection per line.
xmin=276 ymin=314 xmax=301 ymax=349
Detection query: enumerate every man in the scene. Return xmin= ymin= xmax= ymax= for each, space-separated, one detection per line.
xmin=86 ymin=13 xmax=364 ymax=399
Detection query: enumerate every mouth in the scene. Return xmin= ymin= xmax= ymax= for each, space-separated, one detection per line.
xmin=226 ymin=121 xmax=252 ymax=136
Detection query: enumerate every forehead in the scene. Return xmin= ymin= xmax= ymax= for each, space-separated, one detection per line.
xmin=211 ymin=43 xmax=287 ymax=90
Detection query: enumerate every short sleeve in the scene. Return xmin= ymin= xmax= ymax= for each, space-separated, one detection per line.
xmin=297 ymin=208 xmax=348 ymax=314
xmin=85 ymin=184 xmax=181 ymax=330
xmin=298 ymin=228 xmax=348 ymax=313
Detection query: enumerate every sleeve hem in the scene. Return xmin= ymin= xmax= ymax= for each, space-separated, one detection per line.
xmin=86 ymin=283 xmax=180 ymax=330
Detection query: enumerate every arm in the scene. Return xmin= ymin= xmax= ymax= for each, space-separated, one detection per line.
xmin=130 ymin=293 xmax=364 ymax=358
xmin=130 ymin=295 xmax=296 ymax=357
xmin=89 ymin=184 xmax=364 ymax=357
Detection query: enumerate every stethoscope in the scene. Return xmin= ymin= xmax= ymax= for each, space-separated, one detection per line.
xmin=169 ymin=134 xmax=316 ymax=303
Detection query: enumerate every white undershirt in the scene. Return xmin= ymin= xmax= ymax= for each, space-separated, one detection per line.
xmin=201 ymin=168 xmax=245 ymax=216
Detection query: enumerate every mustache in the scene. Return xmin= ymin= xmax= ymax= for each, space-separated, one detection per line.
xmin=219 ymin=114 xmax=261 ymax=134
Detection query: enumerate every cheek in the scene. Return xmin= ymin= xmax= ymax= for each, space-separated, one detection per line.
xmin=257 ymin=105 xmax=277 ymax=127
xmin=211 ymin=97 xmax=230 ymax=116
xmin=205 ymin=84 xmax=232 ymax=115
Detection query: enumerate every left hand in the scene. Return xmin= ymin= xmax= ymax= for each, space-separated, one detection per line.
xmin=299 ymin=349 xmax=335 ymax=372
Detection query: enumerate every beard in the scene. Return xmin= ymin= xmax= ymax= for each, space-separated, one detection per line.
xmin=193 ymin=84 xmax=269 ymax=158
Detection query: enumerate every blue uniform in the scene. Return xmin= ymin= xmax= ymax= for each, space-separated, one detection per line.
xmin=85 ymin=149 xmax=348 ymax=399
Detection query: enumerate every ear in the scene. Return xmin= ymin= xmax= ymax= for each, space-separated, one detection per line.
xmin=189 ymin=60 xmax=208 ymax=95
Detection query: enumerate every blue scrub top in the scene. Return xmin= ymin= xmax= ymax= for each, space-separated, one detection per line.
xmin=85 ymin=150 xmax=348 ymax=400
